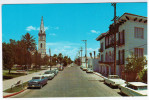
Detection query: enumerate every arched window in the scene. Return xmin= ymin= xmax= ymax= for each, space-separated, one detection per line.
xmin=41 ymin=43 xmax=42 ymax=48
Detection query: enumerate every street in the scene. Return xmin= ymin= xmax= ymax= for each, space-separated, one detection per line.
xmin=12 ymin=65 xmax=122 ymax=97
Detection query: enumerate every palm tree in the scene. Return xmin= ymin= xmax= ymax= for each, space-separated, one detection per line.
xmin=22 ymin=33 xmax=36 ymax=70
xmin=22 ymin=33 xmax=36 ymax=52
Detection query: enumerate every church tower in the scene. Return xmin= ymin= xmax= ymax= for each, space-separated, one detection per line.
xmin=38 ymin=16 xmax=46 ymax=58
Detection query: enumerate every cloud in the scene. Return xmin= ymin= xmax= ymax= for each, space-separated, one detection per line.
xmin=26 ymin=26 xmax=53 ymax=31
xmin=90 ymin=30 xmax=100 ymax=34
xmin=37 ymin=26 xmax=49 ymax=31
xmin=44 ymin=26 xmax=49 ymax=31
xmin=26 ymin=26 xmax=36 ymax=31
xmin=54 ymin=27 xmax=59 ymax=30
xmin=64 ymin=46 xmax=71 ymax=48
xmin=49 ymin=33 xmax=56 ymax=36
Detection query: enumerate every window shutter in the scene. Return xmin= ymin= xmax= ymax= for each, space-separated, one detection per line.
xmin=118 ymin=50 xmax=120 ymax=64
xmin=123 ymin=30 xmax=125 ymax=44
xmin=118 ymin=32 xmax=120 ymax=45
xmin=123 ymin=50 xmax=125 ymax=64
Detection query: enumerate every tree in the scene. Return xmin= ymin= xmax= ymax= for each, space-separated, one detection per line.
xmin=52 ymin=54 xmax=58 ymax=66
xmin=2 ymin=42 xmax=14 ymax=74
xmin=125 ymin=52 xmax=147 ymax=73
xmin=43 ymin=55 xmax=50 ymax=66
xmin=138 ymin=69 xmax=147 ymax=83
xmin=22 ymin=33 xmax=36 ymax=67
xmin=57 ymin=53 xmax=63 ymax=65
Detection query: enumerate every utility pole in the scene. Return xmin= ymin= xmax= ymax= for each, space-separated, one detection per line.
xmin=80 ymin=47 xmax=83 ymax=65
xmin=49 ymin=48 xmax=51 ymax=70
xmin=82 ymin=40 xmax=87 ymax=68
xmin=111 ymin=3 xmax=117 ymax=75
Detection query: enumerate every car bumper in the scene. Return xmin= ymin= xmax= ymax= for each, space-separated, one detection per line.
xmin=82 ymin=68 xmax=87 ymax=71
xmin=86 ymin=71 xmax=93 ymax=73
xmin=28 ymin=84 xmax=41 ymax=88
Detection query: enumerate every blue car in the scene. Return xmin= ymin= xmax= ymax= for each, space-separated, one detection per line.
xmin=28 ymin=75 xmax=48 ymax=89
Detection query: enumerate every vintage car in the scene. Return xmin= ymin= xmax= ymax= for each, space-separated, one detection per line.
xmin=51 ymin=69 xmax=58 ymax=75
xmin=104 ymin=75 xmax=125 ymax=87
xmin=119 ymin=82 xmax=147 ymax=96
xmin=82 ymin=66 xmax=87 ymax=71
xmin=86 ymin=68 xmax=93 ymax=73
xmin=59 ymin=66 xmax=64 ymax=71
xmin=80 ymin=65 xmax=83 ymax=69
xmin=53 ymin=68 xmax=59 ymax=74
xmin=28 ymin=75 xmax=48 ymax=88
xmin=43 ymin=71 xmax=55 ymax=80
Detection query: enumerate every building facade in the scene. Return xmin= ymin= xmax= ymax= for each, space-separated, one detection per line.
xmin=96 ymin=13 xmax=147 ymax=77
xmin=38 ymin=16 xmax=46 ymax=58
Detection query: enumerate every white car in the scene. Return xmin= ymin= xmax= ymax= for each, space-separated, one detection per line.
xmin=86 ymin=68 xmax=93 ymax=73
xmin=119 ymin=82 xmax=147 ymax=96
xmin=82 ymin=67 xmax=87 ymax=71
xmin=104 ymin=75 xmax=125 ymax=87
xmin=43 ymin=71 xmax=55 ymax=80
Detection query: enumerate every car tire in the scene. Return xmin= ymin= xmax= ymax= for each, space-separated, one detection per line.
xmin=110 ymin=83 xmax=113 ymax=88
xmin=104 ymin=80 xmax=106 ymax=84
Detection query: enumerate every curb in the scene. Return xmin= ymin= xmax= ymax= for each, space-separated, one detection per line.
xmin=93 ymin=72 xmax=105 ymax=79
xmin=3 ymin=88 xmax=27 ymax=98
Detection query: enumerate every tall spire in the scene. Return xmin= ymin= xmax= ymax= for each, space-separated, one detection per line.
xmin=40 ymin=16 xmax=45 ymax=33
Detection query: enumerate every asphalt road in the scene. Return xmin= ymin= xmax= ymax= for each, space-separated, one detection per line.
xmin=12 ymin=65 xmax=122 ymax=98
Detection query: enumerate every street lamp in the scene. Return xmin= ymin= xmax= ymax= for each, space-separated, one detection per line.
xmin=82 ymin=40 xmax=87 ymax=68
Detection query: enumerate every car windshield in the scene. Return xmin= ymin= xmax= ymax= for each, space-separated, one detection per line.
xmin=44 ymin=72 xmax=50 ymax=74
xmin=32 ymin=77 xmax=41 ymax=79
xmin=109 ymin=75 xmax=120 ymax=79
xmin=137 ymin=86 xmax=147 ymax=90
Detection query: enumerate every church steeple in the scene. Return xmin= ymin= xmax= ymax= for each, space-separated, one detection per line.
xmin=40 ymin=16 xmax=45 ymax=34
xmin=38 ymin=16 xmax=46 ymax=58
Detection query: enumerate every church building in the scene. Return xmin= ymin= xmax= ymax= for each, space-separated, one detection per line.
xmin=38 ymin=16 xmax=46 ymax=58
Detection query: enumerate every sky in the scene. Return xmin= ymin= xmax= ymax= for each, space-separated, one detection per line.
xmin=2 ymin=3 xmax=147 ymax=60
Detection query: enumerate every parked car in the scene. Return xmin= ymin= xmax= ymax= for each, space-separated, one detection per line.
xmin=82 ymin=67 xmax=87 ymax=71
xmin=104 ymin=75 xmax=125 ymax=87
xmin=53 ymin=68 xmax=59 ymax=74
xmin=59 ymin=66 xmax=64 ymax=71
xmin=51 ymin=69 xmax=58 ymax=75
xmin=80 ymin=65 xmax=83 ymax=69
xmin=118 ymin=82 xmax=147 ymax=96
xmin=28 ymin=75 xmax=48 ymax=89
xmin=43 ymin=71 xmax=55 ymax=80
xmin=86 ymin=68 xmax=93 ymax=73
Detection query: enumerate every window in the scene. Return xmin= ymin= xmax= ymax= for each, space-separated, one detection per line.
xmin=118 ymin=50 xmax=125 ymax=65
xmin=105 ymin=36 xmax=109 ymax=47
xmin=118 ymin=30 xmax=125 ymax=46
xmin=41 ymin=43 xmax=42 ymax=48
xmin=105 ymin=52 xmax=108 ymax=62
xmin=101 ymin=54 xmax=103 ymax=62
xmin=134 ymin=27 xmax=144 ymax=39
xmin=100 ymin=43 xmax=103 ymax=52
xmin=134 ymin=48 xmax=144 ymax=57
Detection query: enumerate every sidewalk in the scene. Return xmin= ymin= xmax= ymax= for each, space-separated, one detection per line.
xmin=93 ymin=72 xmax=107 ymax=81
xmin=3 ymin=67 xmax=56 ymax=96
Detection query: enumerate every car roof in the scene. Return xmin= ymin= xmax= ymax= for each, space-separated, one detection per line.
xmin=109 ymin=75 xmax=119 ymax=77
xmin=128 ymin=82 xmax=147 ymax=86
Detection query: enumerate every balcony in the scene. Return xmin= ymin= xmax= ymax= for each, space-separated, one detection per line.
xmin=99 ymin=48 xmax=103 ymax=52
